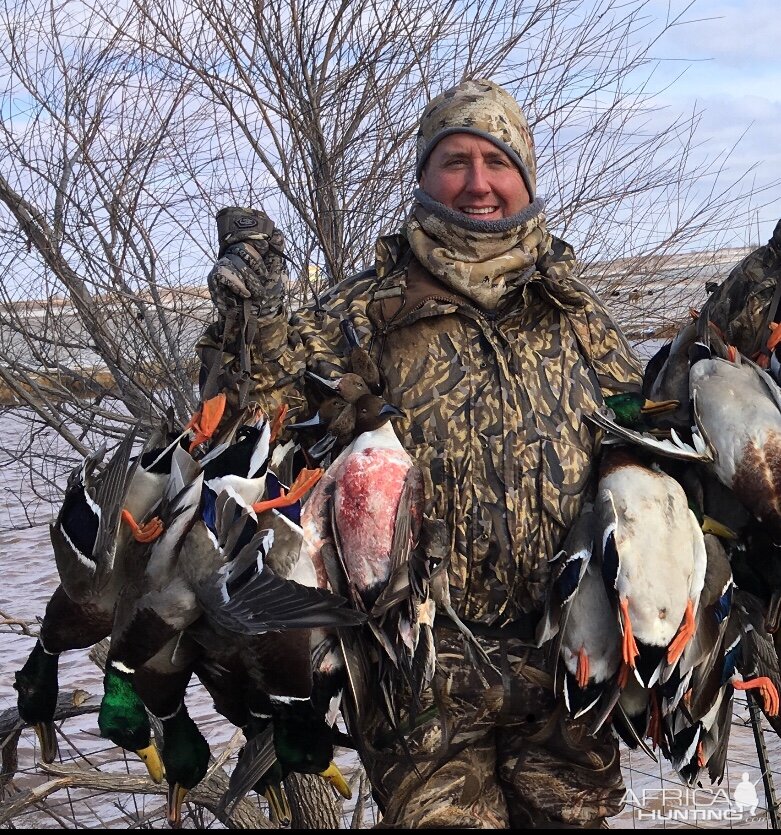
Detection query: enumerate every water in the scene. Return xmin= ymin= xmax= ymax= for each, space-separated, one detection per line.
xmin=0 ymin=408 xmax=778 ymax=829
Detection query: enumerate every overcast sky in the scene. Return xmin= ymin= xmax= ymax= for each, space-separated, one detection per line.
xmin=646 ymin=0 xmax=780 ymax=247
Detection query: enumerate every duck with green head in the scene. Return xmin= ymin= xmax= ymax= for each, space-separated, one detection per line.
xmin=603 ymin=392 xmax=680 ymax=431
xmin=223 ymin=698 xmax=352 ymax=825
xmin=98 ymin=663 xmax=165 ymax=783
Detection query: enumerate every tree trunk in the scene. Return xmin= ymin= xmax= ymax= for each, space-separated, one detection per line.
xmin=284 ymin=771 xmax=341 ymax=829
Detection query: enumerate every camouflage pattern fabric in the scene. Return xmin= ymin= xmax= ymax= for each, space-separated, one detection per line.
xmin=362 ymin=629 xmax=624 ymax=828
xmin=406 ymin=199 xmax=550 ymax=310
xmin=699 ymin=218 xmax=781 ymax=360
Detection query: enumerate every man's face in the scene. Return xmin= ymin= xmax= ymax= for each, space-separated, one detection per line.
xmin=419 ymin=133 xmax=530 ymax=221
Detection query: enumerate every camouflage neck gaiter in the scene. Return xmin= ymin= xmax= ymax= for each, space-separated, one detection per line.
xmin=406 ymin=190 xmax=552 ymax=310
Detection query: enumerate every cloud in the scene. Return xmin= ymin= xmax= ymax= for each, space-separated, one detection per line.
xmin=648 ymin=0 xmax=781 ymax=68
xmin=629 ymin=0 xmax=781 ymax=240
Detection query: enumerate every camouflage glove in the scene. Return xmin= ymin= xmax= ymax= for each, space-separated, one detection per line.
xmin=207 ymin=207 xmax=287 ymax=320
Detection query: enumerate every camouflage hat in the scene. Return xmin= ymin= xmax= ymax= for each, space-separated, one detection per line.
xmin=415 ymin=78 xmax=536 ymax=200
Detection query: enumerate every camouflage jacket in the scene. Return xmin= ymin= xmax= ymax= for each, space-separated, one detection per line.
xmin=198 ymin=233 xmax=642 ymax=623
xmin=700 ymin=219 xmax=781 ymax=360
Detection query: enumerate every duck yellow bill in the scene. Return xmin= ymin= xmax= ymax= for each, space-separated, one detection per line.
xmin=136 ymin=743 xmax=165 ymax=784
xmin=319 ymin=761 xmax=351 ymax=799
xmin=34 ymin=721 xmax=58 ymax=764
xmin=700 ymin=515 xmax=737 ymax=540
xmin=263 ymin=784 xmax=292 ymax=827
xmin=640 ymin=398 xmax=680 ymax=415
xmin=166 ymin=783 xmax=189 ymax=828
xmin=767 ymin=591 xmax=781 ymax=634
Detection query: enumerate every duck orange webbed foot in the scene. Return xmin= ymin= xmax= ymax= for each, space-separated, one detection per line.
xmin=667 ymin=599 xmax=695 ymax=664
xmin=732 ymin=676 xmax=780 ymax=717
xmin=186 ymin=392 xmax=227 ymax=452
xmin=270 ymin=403 xmax=289 ymax=443
xmin=757 ymin=323 xmax=781 ymax=368
xmin=619 ymin=598 xmax=639 ymax=670
xmin=251 ymin=467 xmax=324 ymax=514
xmin=697 ymin=740 xmax=706 ymax=768
xmin=576 ymin=647 xmax=590 ymax=689
xmin=121 ymin=509 xmax=164 ymax=543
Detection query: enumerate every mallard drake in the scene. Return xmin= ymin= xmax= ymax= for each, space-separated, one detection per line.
xmin=667 ymin=586 xmax=781 ymax=787
xmin=104 ymin=629 xmax=212 ymax=827
xmin=100 ymin=434 xmax=362 ymax=783
xmin=602 ymin=534 xmax=733 ymax=767
xmin=595 ymin=446 xmax=707 ymax=690
xmin=156 ymin=699 xmax=211 ymax=828
xmin=15 ymin=428 xmax=142 ymax=765
xmin=15 ymin=397 xmax=224 ymax=775
xmin=689 ymin=340 xmax=781 ymax=537
xmin=587 ymin=397 xmax=712 ymax=462
xmin=189 ymin=618 xmax=352 ymax=824
xmin=660 ymin=534 xmax=734 ymax=784
xmin=539 ymin=504 xmax=622 ymax=720
xmin=98 ymin=446 xmax=204 ymax=760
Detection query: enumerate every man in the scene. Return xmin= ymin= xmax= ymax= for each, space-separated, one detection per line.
xmin=199 ymin=78 xmax=643 ymax=828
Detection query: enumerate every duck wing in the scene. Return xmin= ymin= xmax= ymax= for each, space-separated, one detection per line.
xmin=690 ymin=353 xmax=781 ymax=536
xmin=51 ymin=428 xmax=140 ymax=603
xmin=197 ymin=522 xmax=366 ymax=634
xmin=541 ymin=503 xmax=621 ymax=719
xmin=585 ymin=406 xmax=713 ymax=462
xmin=220 ymin=724 xmax=277 ymax=816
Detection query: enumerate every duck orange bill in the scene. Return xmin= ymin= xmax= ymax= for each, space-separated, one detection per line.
xmin=167 ymin=782 xmax=189 ymax=828
xmin=319 ymin=761 xmax=351 ymax=799
xmin=136 ymin=742 xmax=165 ymax=784
xmin=121 ymin=509 xmax=164 ymax=543
xmin=732 ymin=676 xmax=780 ymax=717
xmin=187 ymin=392 xmax=227 ymax=452
xmin=251 ymin=468 xmax=324 ymax=514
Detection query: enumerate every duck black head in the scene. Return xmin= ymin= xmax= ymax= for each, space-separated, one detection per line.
xmin=353 ymin=393 xmax=405 ymax=435
xmin=161 ymin=703 xmax=211 ymax=828
xmin=14 ymin=640 xmax=60 ymax=763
